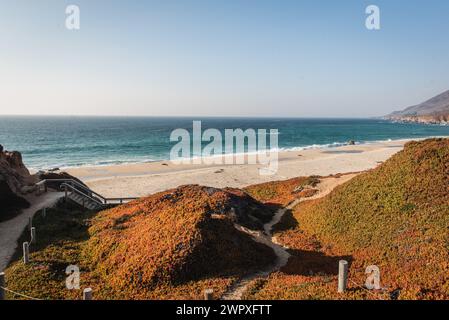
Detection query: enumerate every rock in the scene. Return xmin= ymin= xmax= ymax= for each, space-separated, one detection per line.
xmin=20 ymin=185 xmax=37 ymax=194
xmin=348 ymin=140 xmax=356 ymax=145
xmin=0 ymin=179 xmax=30 ymax=222
xmin=0 ymin=149 xmax=35 ymax=195
xmin=0 ymin=150 xmax=31 ymax=179
xmin=390 ymin=289 xmax=401 ymax=300
xmin=0 ymin=148 xmax=32 ymax=221
xmin=0 ymin=144 xmax=3 ymax=152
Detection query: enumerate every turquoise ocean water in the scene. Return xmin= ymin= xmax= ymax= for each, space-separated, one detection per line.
xmin=0 ymin=116 xmax=447 ymax=170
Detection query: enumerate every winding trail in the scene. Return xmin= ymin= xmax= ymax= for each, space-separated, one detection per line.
xmin=221 ymin=174 xmax=358 ymax=300
xmin=221 ymin=199 xmax=300 ymax=300
xmin=0 ymin=192 xmax=63 ymax=271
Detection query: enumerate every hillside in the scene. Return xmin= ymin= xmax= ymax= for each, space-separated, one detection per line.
xmin=386 ymin=90 xmax=449 ymax=124
xmin=4 ymin=185 xmax=276 ymax=300
xmin=246 ymin=138 xmax=449 ymax=300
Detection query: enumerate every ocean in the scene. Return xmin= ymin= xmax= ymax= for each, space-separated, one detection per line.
xmin=0 ymin=116 xmax=447 ymax=170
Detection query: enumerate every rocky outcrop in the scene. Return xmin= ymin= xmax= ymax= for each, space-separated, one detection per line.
xmin=0 ymin=180 xmax=30 ymax=221
xmin=387 ymin=114 xmax=448 ymax=125
xmin=0 ymin=146 xmax=36 ymax=194
xmin=0 ymin=145 xmax=88 ymax=220
xmin=0 ymin=145 xmax=33 ymax=220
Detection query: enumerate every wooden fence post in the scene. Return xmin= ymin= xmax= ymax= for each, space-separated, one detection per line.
xmin=0 ymin=272 xmax=5 ymax=300
xmin=204 ymin=289 xmax=213 ymax=300
xmin=338 ymin=260 xmax=348 ymax=293
xmin=31 ymin=227 xmax=36 ymax=244
xmin=23 ymin=242 xmax=29 ymax=264
xmin=83 ymin=288 xmax=93 ymax=300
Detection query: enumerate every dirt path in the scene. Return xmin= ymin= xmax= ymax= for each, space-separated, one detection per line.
xmin=0 ymin=192 xmax=63 ymax=271
xmin=221 ymin=199 xmax=301 ymax=300
xmin=221 ymin=173 xmax=358 ymax=300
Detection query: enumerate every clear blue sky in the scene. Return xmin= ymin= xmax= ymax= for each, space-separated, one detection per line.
xmin=1 ymin=0 xmax=448 ymax=117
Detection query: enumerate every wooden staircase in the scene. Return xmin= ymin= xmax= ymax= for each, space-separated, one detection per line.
xmin=66 ymin=192 xmax=104 ymax=210
xmin=36 ymin=179 xmax=138 ymax=211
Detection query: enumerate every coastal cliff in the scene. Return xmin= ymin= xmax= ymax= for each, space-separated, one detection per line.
xmin=385 ymin=90 xmax=449 ymax=124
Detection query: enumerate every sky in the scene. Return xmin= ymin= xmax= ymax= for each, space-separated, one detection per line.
xmin=0 ymin=0 xmax=448 ymax=117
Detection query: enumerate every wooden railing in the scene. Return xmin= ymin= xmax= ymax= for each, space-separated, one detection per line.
xmin=36 ymin=179 xmax=138 ymax=206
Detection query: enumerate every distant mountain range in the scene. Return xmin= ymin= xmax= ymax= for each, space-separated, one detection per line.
xmin=385 ymin=90 xmax=449 ymax=124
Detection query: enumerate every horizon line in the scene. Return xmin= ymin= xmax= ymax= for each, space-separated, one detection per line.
xmin=0 ymin=114 xmax=382 ymax=119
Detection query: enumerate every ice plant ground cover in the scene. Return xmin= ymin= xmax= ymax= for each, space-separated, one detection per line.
xmin=244 ymin=139 xmax=449 ymax=300
xmin=4 ymin=186 xmax=276 ymax=300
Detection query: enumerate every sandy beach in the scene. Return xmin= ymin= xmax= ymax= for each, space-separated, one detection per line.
xmin=66 ymin=139 xmax=410 ymax=198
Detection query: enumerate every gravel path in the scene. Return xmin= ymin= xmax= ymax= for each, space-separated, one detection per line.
xmin=0 ymin=192 xmax=63 ymax=271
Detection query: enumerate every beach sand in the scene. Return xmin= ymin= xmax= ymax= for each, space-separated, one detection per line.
xmin=65 ymin=139 xmax=410 ymax=198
